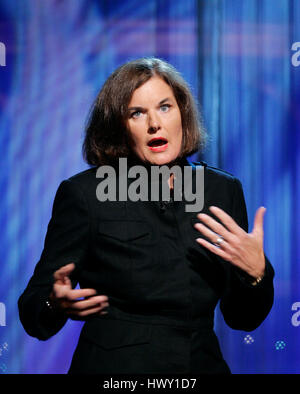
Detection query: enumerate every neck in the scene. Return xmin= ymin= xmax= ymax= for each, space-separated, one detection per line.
xmin=127 ymin=153 xmax=187 ymax=169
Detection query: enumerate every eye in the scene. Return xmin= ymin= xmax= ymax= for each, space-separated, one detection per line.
xmin=130 ymin=110 xmax=143 ymax=119
xmin=160 ymin=104 xmax=171 ymax=112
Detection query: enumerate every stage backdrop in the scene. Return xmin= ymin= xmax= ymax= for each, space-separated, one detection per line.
xmin=0 ymin=0 xmax=299 ymax=374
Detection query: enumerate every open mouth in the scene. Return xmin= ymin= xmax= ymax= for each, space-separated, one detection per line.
xmin=147 ymin=137 xmax=169 ymax=152
xmin=147 ymin=138 xmax=168 ymax=147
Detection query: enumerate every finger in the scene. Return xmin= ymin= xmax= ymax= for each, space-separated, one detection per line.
xmin=53 ymin=263 xmax=75 ymax=282
xmin=67 ymin=305 xmax=105 ymax=318
xmin=207 ymin=206 xmax=246 ymax=236
xmin=63 ymin=288 xmax=102 ymax=301
xmin=252 ymin=206 xmax=266 ymax=236
xmin=68 ymin=296 xmax=109 ymax=310
xmin=62 ymin=298 xmax=108 ymax=313
xmin=196 ymin=212 xmax=235 ymax=243
xmin=196 ymin=237 xmax=232 ymax=261
xmin=67 ymin=300 xmax=110 ymax=318
xmin=53 ymin=286 xmax=99 ymax=301
xmin=194 ymin=224 xmax=236 ymax=255
xmin=194 ymin=222 xmax=223 ymax=244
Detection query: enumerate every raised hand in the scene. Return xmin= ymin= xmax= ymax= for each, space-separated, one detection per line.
xmin=194 ymin=206 xmax=266 ymax=279
xmin=49 ymin=263 xmax=109 ymax=318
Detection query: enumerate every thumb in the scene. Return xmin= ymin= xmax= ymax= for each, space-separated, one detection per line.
xmin=252 ymin=206 xmax=266 ymax=236
xmin=53 ymin=262 xmax=75 ymax=283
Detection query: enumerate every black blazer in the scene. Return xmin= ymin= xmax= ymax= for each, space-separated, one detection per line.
xmin=18 ymin=157 xmax=274 ymax=374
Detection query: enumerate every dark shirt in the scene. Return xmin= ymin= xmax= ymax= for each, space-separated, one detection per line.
xmin=18 ymin=156 xmax=274 ymax=374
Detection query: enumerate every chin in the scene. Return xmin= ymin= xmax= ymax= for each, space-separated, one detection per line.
xmin=148 ymin=155 xmax=179 ymax=166
xmin=133 ymin=149 xmax=181 ymax=166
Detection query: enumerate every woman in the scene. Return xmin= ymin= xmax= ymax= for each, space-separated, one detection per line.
xmin=18 ymin=57 xmax=274 ymax=374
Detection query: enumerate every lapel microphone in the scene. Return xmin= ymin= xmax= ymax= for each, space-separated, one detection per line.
xmin=159 ymin=188 xmax=174 ymax=213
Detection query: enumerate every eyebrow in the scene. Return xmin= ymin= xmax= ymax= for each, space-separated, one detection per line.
xmin=128 ymin=97 xmax=171 ymax=111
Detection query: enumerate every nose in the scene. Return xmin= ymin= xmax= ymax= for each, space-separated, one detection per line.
xmin=147 ymin=110 xmax=161 ymax=133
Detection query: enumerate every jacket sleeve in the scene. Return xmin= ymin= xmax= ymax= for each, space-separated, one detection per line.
xmin=219 ymin=177 xmax=275 ymax=331
xmin=18 ymin=179 xmax=91 ymax=340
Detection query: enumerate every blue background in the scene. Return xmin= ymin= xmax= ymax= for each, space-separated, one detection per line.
xmin=0 ymin=0 xmax=299 ymax=374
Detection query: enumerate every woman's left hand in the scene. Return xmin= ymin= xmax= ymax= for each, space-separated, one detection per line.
xmin=194 ymin=206 xmax=266 ymax=279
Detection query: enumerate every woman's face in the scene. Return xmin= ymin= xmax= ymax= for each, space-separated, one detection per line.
xmin=126 ymin=76 xmax=183 ymax=165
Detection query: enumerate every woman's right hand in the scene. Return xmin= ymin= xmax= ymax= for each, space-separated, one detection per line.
xmin=49 ymin=263 xmax=109 ymax=319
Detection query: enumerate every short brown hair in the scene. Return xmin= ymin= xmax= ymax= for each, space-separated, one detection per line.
xmin=83 ymin=57 xmax=207 ymax=166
